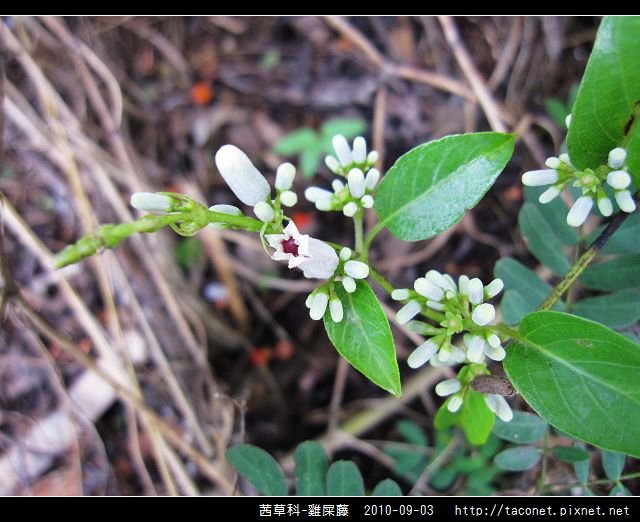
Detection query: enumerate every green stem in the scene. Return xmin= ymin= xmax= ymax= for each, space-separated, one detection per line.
xmin=542 ymin=471 xmax=640 ymax=493
xmin=540 ymin=202 xmax=635 ymax=310
xmin=205 ymin=209 xmax=268 ymax=233
xmin=368 ymin=265 xmax=395 ymax=294
xmin=354 ymin=210 xmax=364 ymax=253
xmin=363 ymin=221 xmax=385 ymax=252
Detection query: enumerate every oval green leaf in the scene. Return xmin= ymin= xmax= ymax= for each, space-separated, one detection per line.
xmin=374 ymin=132 xmax=515 ymax=241
xmin=574 ymin=457 xmax=590 ymax=484
xmin=580 ymin=255 xmax=640 ymax=291
xmin=371 ymin=479 xmax=403 ymax=496
xmin=552 ymin=446 xmax=590 ymax=463
xmin=573 ymin=290 xmax=640 ymax=329
xmin=523 ymin=186 xmax=578 ymax=246
xmin=610 ymin=483 xmax=632 ymax=496
xmin=494 ymin=446 xmax=542 ymax=471
xmin=504 ymin=311 xmax=640 ymax=457
xmin=588 ymin=213 xmax=640 ymax=255
xmin=326 ymin=461 xmax=365 ymax=496
xmin=518 ymin=203 xmax=570 ymax=276
xmin=434 ymin=389 xmax=495 ymax=446
xmin=294 ymin=441 xmax=329 ymax=496
xmin=226 ymin=444 xmax=287 ymax=496
xmin=324 ymin=281 xmax=400 ymax=397
xmin=493 ymin=411 xmax=548 ymax=445
xmin=567 ymin=16 xmax=640 ymax=185
xmin=602 ymin=450 xmax=625 ymax=481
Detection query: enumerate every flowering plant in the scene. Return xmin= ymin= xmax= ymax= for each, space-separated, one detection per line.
xmin=55 ymin=16 xmax=640 ymax=456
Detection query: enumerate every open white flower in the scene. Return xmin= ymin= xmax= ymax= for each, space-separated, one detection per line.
xmin=265 ymin=222 xmax=338 ymax=279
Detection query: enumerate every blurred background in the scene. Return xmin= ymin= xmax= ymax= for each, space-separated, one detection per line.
xmin=3 ymin=16 xmax=632 ymax=496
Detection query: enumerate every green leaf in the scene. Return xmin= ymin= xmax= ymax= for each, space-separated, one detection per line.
xmin=574 ymin=457 xmax=590 ymax=484
xmin=567 ymin=17 xmax=640 ymax=186
xmin=545 ymin=98 xmax=570 ymax=128
xmin=396 ymin=420 xmax=428 ymax=446
xmin=371 ymin=479 xmax=403 ymax=496
xmin=494 ymin=447 xmax=542 ymax=471
xmin=434 ymin=390 xmax=495 ymax=445
xmin=274 ymin=128 xmax=318 ymax=155
xmin=493 ymin=411 xmax=548 ymax=445
xmin=324 ymin=281 xmax=401 ymax=396
xmin=320 ymin=117 xmax=367 ymax=143
xmin=495 ymin=258 xmax=564 ymax=324
xmin=593 ymin=213 xmax=640 ymax=255
xmin=518 ymin=203 xmax=570 ymax=276
xmin=326 ymin=461 xmax=365 ymax=496
xmin=523 ymin=186 xmax=578 ymax=246
xmin=300 ymin=145 xmax=322 ymax=179
xmin=226 ymin=444 xmax=287 ymax=496
xmin=374 ymin=133 xmax=515 ymax=241
xmin=504 ymin=311 xmax=640 ymax=457
xmin=602 ymin=450 xmax=625 ymax=480
xmin=430 ymin=466 xmax=458 ymax=490
xmin=610 ymin=483 xmax=632 ymax=496
xmin=552 ymin=446 xmax=590 ymax=463
xmin=175 ymin=237 xmax=203 ymax=270
xmin=294 ymin=441 xmax=329 ymax=496
xmin=580 ymin=255 xmax=640 ymax=291
xmin=573 ymin=290 xmax=640 ymax=329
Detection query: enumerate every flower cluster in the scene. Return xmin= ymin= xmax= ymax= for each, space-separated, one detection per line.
xmin=305 ymin=135 xmax=379 ymax=216
xmin=393 ymin=270 xmax=505 ymax=369
xmin=522 ymin=147 xmax=636 ymax=227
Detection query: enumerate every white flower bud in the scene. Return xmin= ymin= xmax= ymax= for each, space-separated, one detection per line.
xmin=486 ymin=394 xmax=513 ymax=422
xmin=339 ymin=247 xmax=352 ymax=261
xmin=396 ymin=300 xmax=421 ymax=325
xmin=316 ymin=199 xmax=334 ymax=211
xmin=466 ymin=336 xmax=485 ymax=363
xmin=565 ymin=114 xmax=572 ymax=128
xmin=566 ymin=196 xmax=593 ymax=227
xmin=435 ymin=378 xmax=462 ymax=397
xmin=367 ymin=150 xmax=379 ymax=164
xmin=305 ymin=187 xmax=333 ymax=203
xmin=342 ymin=276 xmax=356 ymax=293
xmin=309 ymin=291 xmax=329 ymax=320
xmin=352 ymin=136 xmax=367 ymax=163
xmin=615 ymin=190 xmax=636 ymax=213
xmin=360 ymin=195 xmax=374 ymax=208
xmin=279 ymin=190 xmax=298 ymax=207
xmin=407 ymin=340 xmax=439 ymax=369
xmin=332 ymin=135 xmax=352 ymax=165
xmin=348 ymin=168 xmax=366 ymax=198
xmin=254 ymin=201 xmax=275 ymax=222
xmin=484 ymin=278 xmax=504 ymax=299
xmin=545 ymin=157 xmax=561 ymax=169
xmin=391 ymin=289 xmax=410 ymax=301
xmin=559 ymin=153 xmax=572 ymax=166
xmin=208 ymin=204 xmax=243 ymax=229
xmin=426 ymin=270 xmax=457 ymax=292
xmin=215 ymin=145 xmax=271 ymax=206
xmin=522 ymin=169 xmax=558 ymax=187
xmin=608 ymin=147 xmax=627 ymax=169
xmin=538 ymin=186 xmax=561 ymax=204
xmin=607 ymin=170 xmax=632 ymax=190
xmin=467 ymin=278 xmax=484 ymax=305
xmin=450 ymin=345 xmax=467 ymax=363
xmin=344 ymin=260 xmax=369 ymax=279
xmin=365 ymin=168 xmax=380 ymax=190
xmin=426 ymin=300 xmax=445 ymax=311
xmin=325 ymin=155 xmax=341 ymax=173
xmin=447 ymin=395 xmax=463 ymax=413
xmin=275 ymin=162 xmax=296 ymax=191
xmin=332 ymin=179 xmax=345 ymax=193
xmin=329 ymin=296 xmax=344 ymax=323
xmin=472 ymin=303 xmax=496 ymax=326
xmin=485 ymin=344 xmax=506 ymax=361
xmin=305 ymin=292 xmax=316 ymax=308
xmin=342 ymin=202 xmax=359 ymax=217
xmin=131 ymin=192 xmax=172 ymax=212
xmin=414 ymin=277 xmax=445 ymax=301
xmin=458 ymin=275 xmax=469 ymax=295
xmin=487 ymin=334 xmax=501 ymax=348
xmin=598 ymin=196 xmax=613 ymax=217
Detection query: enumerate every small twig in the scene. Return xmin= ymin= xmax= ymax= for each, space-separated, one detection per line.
xmin=409 ymin=432 xmax=460 ymax=495
xmin=438 ymin=16 xmax=507 ymax=133
xmin=328 ymin=358 xmax=350 ymax=435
